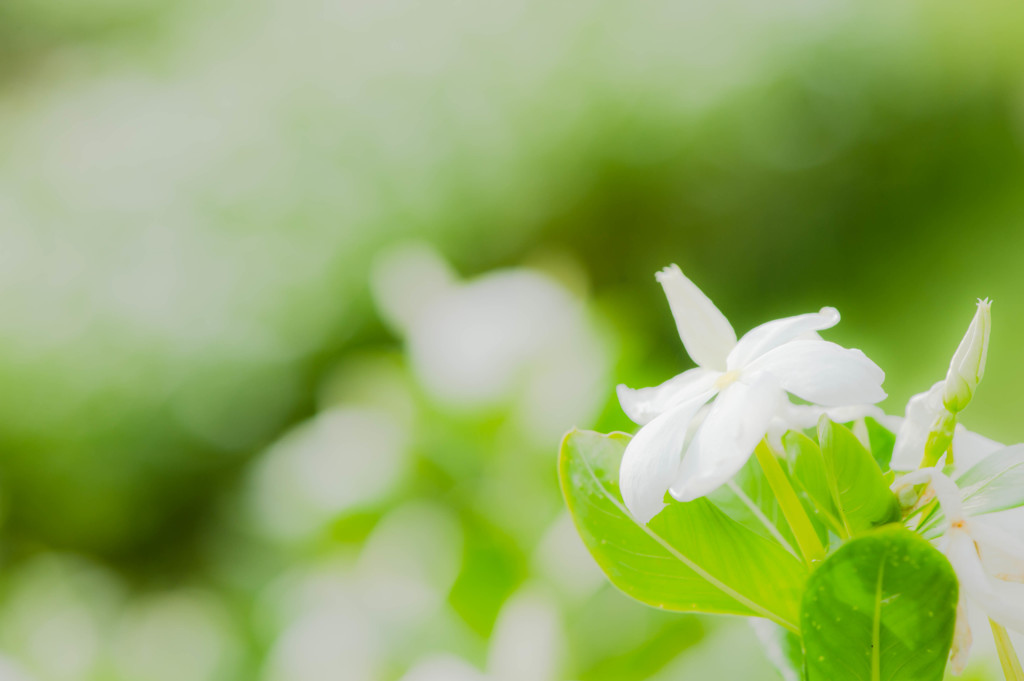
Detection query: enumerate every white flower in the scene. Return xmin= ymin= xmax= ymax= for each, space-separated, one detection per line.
xmin=618 ymin=265 xmax=887 ymax=524
xmin=894 ymin=467 xmax=1024 ymax=672
xmin=891 ymin=299 xmax=992 ymax=471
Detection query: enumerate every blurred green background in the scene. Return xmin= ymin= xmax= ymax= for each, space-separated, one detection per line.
xmin=0 ymin=0 xmax=1022 ymax=678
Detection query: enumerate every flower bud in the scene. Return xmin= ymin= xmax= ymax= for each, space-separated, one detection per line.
xmin=943 ymin=299 xmax=991 ymax=413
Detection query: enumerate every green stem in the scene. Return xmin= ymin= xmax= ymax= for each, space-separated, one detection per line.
xmin=921 ymin=410 xmax=956 ymax=468
xmin=991 ymin=618 xmax=1024 ymax=681
xmin=754 ymin=439 xmax=826 ymax=565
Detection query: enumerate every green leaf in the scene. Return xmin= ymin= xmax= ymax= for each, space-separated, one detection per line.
xmin=801 ymin=525 xmax=958 ymax=681
xmin=710 ymin=452 xmax=799 ymax=554
xmin=817 ymin=419 xmax=900 ymax=536
xmin=956 ymin=444 xmax=1024 ymax=516
xmin=864 ymin=417 xmax=896 ymax=471
xmin=559 ymin=429 xmax=806 ymax=632
xmin=784 ymin=431 xmax=843 ymax=537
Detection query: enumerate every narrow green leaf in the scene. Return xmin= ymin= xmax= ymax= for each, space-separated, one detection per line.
xmin=559 ymin=429 xmax=806 ymax=632
xmin=801 ymin=525 xmax=958 ymax=681
xmin=755 ymin=441 xmax=825 ymax=565
xmin=864 ymin=417 xmax=896 ymax=471
xmin=817 ymin=419 xmax=900 ymax=535
xmin=991 ymin=618 xmax=1024 ymax=681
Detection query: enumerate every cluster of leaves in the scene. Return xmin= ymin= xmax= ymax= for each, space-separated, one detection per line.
xmin=559 ymin=420 xmax=1024 ymax=681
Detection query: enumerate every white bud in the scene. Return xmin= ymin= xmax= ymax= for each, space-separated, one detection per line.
xmin=943 ymin=299 xmax=991 ymax=413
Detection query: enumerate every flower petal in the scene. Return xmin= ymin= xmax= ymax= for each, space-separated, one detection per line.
xmin=747 ymin=340 xmax=886 ymax=407
xmin=670 ymin=372 xmax=783 ymax=502
xmin=948 ymin=594 xmax=972 ymax=675
xmin=656 ymin=265 xmax=736 ymax=371
xmin=951 ymin=425 xmax=1005 ymax=470
xmin=890 ymin=382 xmax=945 ymax=471
xmin=777 ymin=402 xmax=885 ymax=431
xmin=726 ymin=307 xmax=840 ymax=370
xmin=948 ymin=531 xmax=1024 ymax=633
xmin=970 ymin=520 xmax=1024 ymax=573
xmin=616 ymin=368 xmax=720 ymax=425
xmin=897 ymin=467 xmax=965 ymax=523
xmin=619 ymin=389 xmax=717 ymax=524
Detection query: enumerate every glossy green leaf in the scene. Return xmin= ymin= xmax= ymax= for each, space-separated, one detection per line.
xmin=710 ymin=451 xmax=799 ymax=555
xmin=817 ymin=419 xmax=899 ymax=535
xmin=801 ymin=525 xmax=958 ymax=681
xmin=559 ymin=429 xmax=806 ymax=632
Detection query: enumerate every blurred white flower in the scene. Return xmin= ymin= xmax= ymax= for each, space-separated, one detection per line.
xmin=259 ymin=500 xmax=463 ymax=681
xmin=894 ymin=467 xmax=1024 ymax=672
xmin=111 ymin=591 xmax=239 ymax=681
xmin=0 ymin=658 xmax=35 ymax=681
xmin=371 ymin=242 xmax=610 ymax=446
xmin=398 ymin=589 xmax=565 ymax=681
xmin=532 ymin=513 xmax=606 ymax=601
xmin=247 ymin=406 xmax=410 ymax=540
xmin=0 ymin=555 xmax=124 ymax=681
xmin=618 ymin=264 xmax=885 ymax=523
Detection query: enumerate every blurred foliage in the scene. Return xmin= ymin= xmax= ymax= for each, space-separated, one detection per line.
xmin=0 ymin=0 xmax=1022 ymax=678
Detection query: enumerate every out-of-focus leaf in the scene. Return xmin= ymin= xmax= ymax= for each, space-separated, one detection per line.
xmin=817 ymin=419 xmax=899 ymax=535
xmin=801 ymin=525 xmax=957 ymax=681
xmin=559 ymin=429 xmax=805 ymax=632
xmin=750 ymin=619 xmax=805 ymax=681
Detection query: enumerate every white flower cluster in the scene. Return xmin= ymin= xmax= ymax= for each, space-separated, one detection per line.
xmin=619 ymin=264 xmax=1017 ymax=672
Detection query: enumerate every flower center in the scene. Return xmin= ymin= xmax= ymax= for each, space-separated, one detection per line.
xmin=715 ymin=370 xmax=742 ymax=390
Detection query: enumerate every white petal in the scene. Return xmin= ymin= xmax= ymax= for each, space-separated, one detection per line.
xmin=670 ymin=373 xmax=783 ymax=502
xmin=949 ymin=531 xmax=1024 ymax=633
xmin=896 ymin=468 xmax=965 ymax=523
xmin=616 ymin=368 xmax=720 ymax=426
xmin=747 ymin=340 xmax=886 ymax=407
xmin=777 ymin=402 xmax=885 ymax=431
xmin=948 ymin=531 xmax=997 ymax=600
xmin=971 ymin=520 xmax=1024 ymax=573
xmin=980 ymin=582 xmax=1024 ymax=634
xmin=951 ymin=425 xmax=1005 ymax=470
xmin=619 ymin=390 xmax=717 ymax=524
xmin=890 ymin=382 xmax=945 ymax=471
xmin=726 ymin=307 xmax=840 ymax=370
xmin=656 ymin=265 xmax=736 ymax=371
xmin=949 ymin=595 xmax=973 ymax=675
